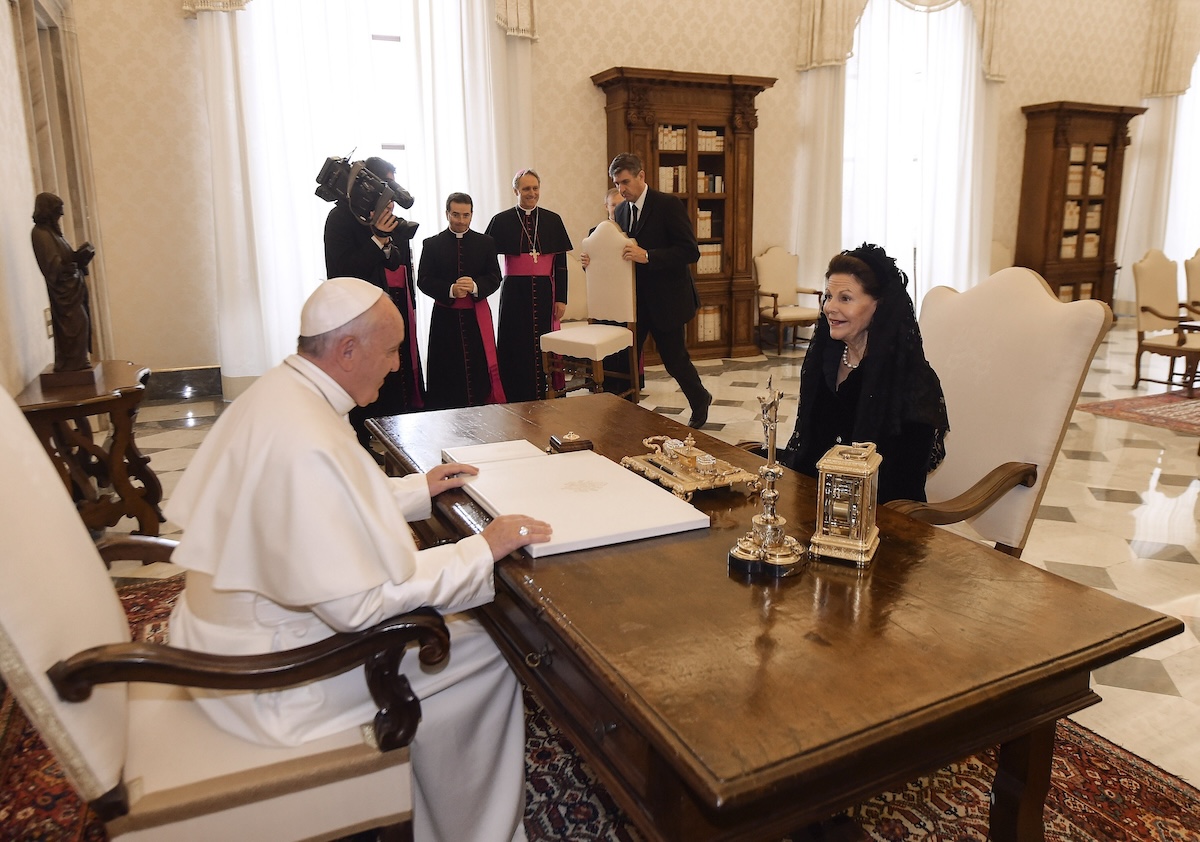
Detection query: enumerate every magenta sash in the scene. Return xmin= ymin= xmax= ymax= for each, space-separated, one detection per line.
xmin=384 ymin=265 xmax=423 ymax=409
xmin=505 ymin=252 xmax=564 ymax=389
xmin=441 ymin=294 xmax=506 ymax=404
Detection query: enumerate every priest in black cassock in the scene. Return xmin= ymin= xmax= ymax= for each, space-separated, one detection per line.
xmin=323 ymin=157 xmax=425 ymax=451
xmin=485 ymin=168 xmax=573 ymax=402
xmin=418 ymin=192 xmax=506 ymax=409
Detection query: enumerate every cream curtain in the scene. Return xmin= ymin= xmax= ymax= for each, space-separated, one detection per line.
xmin=191 ymin=0 xmax=531 ymax=396
xmin=789 ymin=66 xmax=847 ymax=288
xmin=841 ymin=0 xmax=991 ymax=299
xmin=796 ymin=0 xmax=1005 ymax=82
xmin=1142 ymin=0 xmax=1200 ymax=97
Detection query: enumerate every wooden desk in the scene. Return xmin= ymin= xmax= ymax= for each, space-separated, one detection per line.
xmin=368 ymin=395 xmax=1182 ymax=842
xmin=16 ymin=360 xmax=164 ymax=537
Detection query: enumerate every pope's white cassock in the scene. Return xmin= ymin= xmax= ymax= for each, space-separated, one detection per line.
xmin=166 ymin=353 xmax=527 ymax=842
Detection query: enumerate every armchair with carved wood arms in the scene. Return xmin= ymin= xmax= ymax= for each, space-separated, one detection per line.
xmin=885 ymin=267 xmax=1110 ymax=558
xmin=1131 ymin=250 xmax=1200 ymax=398
xmin=754 ymin=246 xmax=821 ymax=351
xmin=0 ymin=389 xmax=449 ymax=842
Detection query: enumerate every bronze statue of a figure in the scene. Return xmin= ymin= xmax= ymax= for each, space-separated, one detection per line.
xmin=32 ymin=192 xmax=95 ymax=372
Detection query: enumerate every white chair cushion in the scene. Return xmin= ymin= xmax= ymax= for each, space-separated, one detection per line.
xmin=1140 ymin=332 xmax=1200 ymax=352
xmin=760 ymin=304 xmax=820 ymax=323
xmin=114 ymin=683 xmax=408 ymax=840
xmin=540 ymin=324 xmax=633 ymax=359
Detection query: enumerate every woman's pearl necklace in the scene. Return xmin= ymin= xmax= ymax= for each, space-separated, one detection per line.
xmin=841 ymin=346 xmax=861 ymax=370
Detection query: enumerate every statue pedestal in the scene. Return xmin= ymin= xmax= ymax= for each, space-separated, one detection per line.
xmin=39 ymin=365 xmax=98 ymax=389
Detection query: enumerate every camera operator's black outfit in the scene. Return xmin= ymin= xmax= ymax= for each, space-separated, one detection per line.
xmin=324 ymin=201 xmax=426 ymax=447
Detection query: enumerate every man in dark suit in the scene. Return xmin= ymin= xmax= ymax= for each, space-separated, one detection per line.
xmin=604 ymin=152 xmax=711 ymax=427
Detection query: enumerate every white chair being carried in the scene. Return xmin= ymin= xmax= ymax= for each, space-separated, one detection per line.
xmin=888 ymin=267 xmax=1110 ymax=558
xmin=541 ymin=220 xmax=639 ymax=402
xmin=754 ymin=246 xmax=821 ymax=350
xmin=1132 ymin=249 xmax=1200 ymax=397
xmin=0 ymin=388 xmax=449 ymax=841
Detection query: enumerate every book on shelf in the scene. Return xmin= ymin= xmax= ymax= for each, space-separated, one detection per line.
xmin=455 ymin=446 xmax=709 ymax=557
xmin=1062 ymin=201 xmax=1080 ymax=230
xmin=1066 ymin=165 xmax=1084 ymax=194
xmin=1088 ymin=169 xmax=1105 ymax=195
xmin=657 ymin=125 xmax=687 ymax=151
xmin=697 ymin=243 xmax=722 ymax=274
xmin=1060 ymin=234 xmax=1077 ymax=259
xmin=696 ymin=306 xmax=720 ymax=342
xmin=1082 ymin=233 xmax=1099 ymax=258
xmin=696 ymin=209 xmax=712 ymax=239
xmin=697 ymin=129 xmax=725 ymax=152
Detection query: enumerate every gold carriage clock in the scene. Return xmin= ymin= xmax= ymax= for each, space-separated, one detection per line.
xmin=809 ymin=442 xmax=882 ymax=567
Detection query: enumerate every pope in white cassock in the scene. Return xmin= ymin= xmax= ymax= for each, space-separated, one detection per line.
xmin=166 ymin=276 xmax=551 ymax=842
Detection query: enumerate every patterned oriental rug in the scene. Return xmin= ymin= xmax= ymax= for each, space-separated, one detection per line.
xmin=1078 ymin=390 xmax=1200 ymax=438
xmin=2 ymin=578 xmax=1199 ymax=841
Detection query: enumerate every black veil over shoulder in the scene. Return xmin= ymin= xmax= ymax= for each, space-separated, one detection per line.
xmin=784 ymin=243 xmax=948 ymax=474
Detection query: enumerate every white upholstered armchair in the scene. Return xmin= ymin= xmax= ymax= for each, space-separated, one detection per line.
xmin=0 ymin=388 xmax=448 ymax=841
xmin=754 ymin=246 xmax=821 ymax=351
xmin=888 ymin=267 xmax=1111 ymax=558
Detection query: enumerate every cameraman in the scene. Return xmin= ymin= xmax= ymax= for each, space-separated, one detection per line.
xmin=323 ymin=156 xmax=426 ymax=453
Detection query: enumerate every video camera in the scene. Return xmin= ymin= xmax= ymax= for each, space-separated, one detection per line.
xmin=314 ymin=156 xmax=419 ymax=240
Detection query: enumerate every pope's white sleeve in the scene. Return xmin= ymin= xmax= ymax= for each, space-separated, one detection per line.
xmin=310 ymin=534 xmax=495 ymax=631
xmin=388 ymin=472 xmax=433 ymax=521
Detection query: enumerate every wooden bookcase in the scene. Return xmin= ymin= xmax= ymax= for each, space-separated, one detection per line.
xmin=591 ymin=67 xmax=775 ymax=361
xmin=1014 ymin=102 xmax=1145 ymax=307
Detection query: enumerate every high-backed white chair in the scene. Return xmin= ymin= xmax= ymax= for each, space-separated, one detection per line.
xmin=888 ymin=267 xmax=1110 ymax=558
xmin=0 ymin=389 xmax=449 ymax=841
xmin=541 ymin=220 xmax=639 ymax=402
xmin=1132 ymin=249 xmax=1200 ymax=397
xmin=753 ymin=246 xmax=821 ymax=350
xmin=1185 ymin=248 xmax=1200 ymax=310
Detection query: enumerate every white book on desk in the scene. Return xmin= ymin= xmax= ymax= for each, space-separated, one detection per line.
xmin=461 ymin=449 xmax=710 ymax=557
xmin=441 ymin=439 xmax=547 ymax=465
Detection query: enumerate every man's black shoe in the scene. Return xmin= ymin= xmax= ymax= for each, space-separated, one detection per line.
xmin=688 ymin=391 xmax=713 ymax=429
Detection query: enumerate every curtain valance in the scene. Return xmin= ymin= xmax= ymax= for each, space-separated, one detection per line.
xmin=1142 ymin=0 xmax=1200 ymax=97
xmin=182 ymin=1 xmax=250 ymax=18
xmin=795 ymin=0 xmax=1006 ymax=82
xmin=495 ymin=0 xmax=536 ymax=39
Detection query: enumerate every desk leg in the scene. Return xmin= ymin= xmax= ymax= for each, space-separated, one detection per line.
xmin=989 ymin=720 xmax=1055 ymax=842
xmin=105 ymin=392 xmax=164 ymax=536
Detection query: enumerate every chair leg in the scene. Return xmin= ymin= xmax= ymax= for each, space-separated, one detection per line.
xmin=590 ymin=360 xmax=605 ymax=394
xmin=1133 ymin=348 xmax=1143 ymax=388
xmin=777 ymin=323 xmax=784 ymax=351
xmin=542 ymin=351 xmax=559 ymax=399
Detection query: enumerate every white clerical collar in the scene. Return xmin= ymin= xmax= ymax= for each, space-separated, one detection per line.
xmin=520 ymin=205 xmax=536 ymax=216
xmin=284 ymin=354 xmax=356 ymax=417
xmin=453 ymin=229 xmax=466 ymax=239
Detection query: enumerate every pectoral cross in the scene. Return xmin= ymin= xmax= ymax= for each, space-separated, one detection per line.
xmin=531 ymin=248 xmax=539 ymax=264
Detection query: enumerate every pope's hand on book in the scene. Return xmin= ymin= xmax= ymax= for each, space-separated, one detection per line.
xmin=483 ymin=515 xmax=552 ymax=561
xmin=426 ymin=462 xmax=479 ymax=496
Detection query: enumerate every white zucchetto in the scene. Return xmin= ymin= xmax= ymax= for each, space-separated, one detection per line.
xmin=299 ymin=276 xmax=384 ymax=337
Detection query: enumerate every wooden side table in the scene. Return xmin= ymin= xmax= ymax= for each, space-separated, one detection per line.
xmin=16 ymin=360 xmax=164 ymax=536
